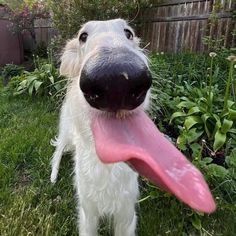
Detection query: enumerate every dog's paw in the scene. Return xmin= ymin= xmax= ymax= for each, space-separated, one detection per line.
xmin=50 ymin=170 xmax=58 ymax=184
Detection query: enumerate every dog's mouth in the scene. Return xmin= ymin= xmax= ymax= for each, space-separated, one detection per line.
xmin=91 ymin=110 xmax=216 ymax=213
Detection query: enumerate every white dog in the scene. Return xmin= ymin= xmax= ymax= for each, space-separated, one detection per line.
xmin=51 ymin=19 xmax=150 ymax=236
xmin=50 ymin=19 xmax=215 ymax=236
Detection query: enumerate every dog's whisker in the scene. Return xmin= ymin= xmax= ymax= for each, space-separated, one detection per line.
xmin=141 ymin=42 xmax=151 ymax=50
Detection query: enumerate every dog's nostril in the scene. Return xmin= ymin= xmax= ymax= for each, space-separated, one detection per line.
xmin=131 ymin=87 xmax=148 ymax=100
xmin=131 ymin=91 xmax=144 ymax=99
xmin=86 ymin=93 xmax=99 ymax=101
xmin=83 ymin=92 xmax=101 ymax=105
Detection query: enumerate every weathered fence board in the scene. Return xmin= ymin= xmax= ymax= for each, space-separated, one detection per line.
xmin=0 ymin=5 xmax=56 ymax=56
xmin=139 ymin=0 xmax=235 ymax=53
xmin=1 ymin=1 xmax=235 ymax=59
xmin=0 ymin=6 xmax=23 ymax=65
xmin=34 ymin=18 xmax=57 ymax=45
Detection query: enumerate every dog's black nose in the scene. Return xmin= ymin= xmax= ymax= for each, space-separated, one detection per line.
xmin=80 ymin=48 xmax=152 ymax=112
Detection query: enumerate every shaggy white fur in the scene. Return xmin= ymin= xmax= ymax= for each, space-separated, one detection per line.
xmin=50 ymin=19 xmax=150 ymax=236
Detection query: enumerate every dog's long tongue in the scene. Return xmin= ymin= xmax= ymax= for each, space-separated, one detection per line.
xmin=91 ymin=111 xmax=216 ymax=213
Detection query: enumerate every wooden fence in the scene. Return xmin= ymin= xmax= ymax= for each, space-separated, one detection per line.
xmin=0 ymin=5 xmax=56 ymax=64
xmin=0 ymin=5 xmax=23 ymax=65
xmin=22 ymin=18 xmax=57 ymax=52
xmin=34 ymin=19 xmax=57 ymax=44
xmin=1 ymin=0 xmax=235 ymax=63
xmin=139 ymin=0 xmax=235 ymax=52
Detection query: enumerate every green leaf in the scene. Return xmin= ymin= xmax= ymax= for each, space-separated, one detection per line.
xmin=177 ymin=100 xmax=195 ymax=109
xmin=187 ymin=106 xmax=201 ymax=115
xmin=169 ymin=111 xmax=186 ymax=123
xmin=16 ymin=85 xmax=23 ymax=92
xmin=28 ymin=83 xmax=34 ymax=96
xmin=150 ymin=191 xmax=158 ymax=198
xmin=207 ymin=164 xmax=228 ymax=178
xmin=227 ymin=100 xmax=235 ymax=108
xmin=229 ymin=128 xmax=236 ymax=134
xmin=23 ymin=70 xmax=30 ymax=75
xmin=212 ymin=114 xmax=221 ymax=127
xmin=54 ymin=83 xmax=62 ymax=91
xmin=228 ymin=108 xmax=236 ymax=121
xmin=179 ymin=96 xmax=189 ymax=101
xmin=212 ymin=114 xmax=222 ymax=137
xmin=221 ymin=118 xmax=233 ymax=134
xmin=14 ymin=89 xmax=26 ymax=95
xmin=220 ymin=109 xmax=229 ymax=118
xmin=225 ymin=148 xmax=236 ymax=168
xmin=26 ymin=75 xmax=37 ymax=83
xmin=19 ymin=79 xmax=27 ymax=87
xmin=34 ymin=81 xmax=43 ymax=92
xmin=184 ymin=116 xmax=202 ymax=130
xmin=49 ymin=76 xmax=54 ymax=84
xmin=185 ymin=128 xmax=204 ymax=143
xmin=201 ymin=113 xmax=210 ymax=123
xmin=198 ymin=97 xmax=208 ymax=104
xmin=176 ymin=134 xmax=187 ymax=151
xmin=191 ymin=215 xmax=202 ymax=231
xmin=202 ymin=157 xmax=213 ymax=164
xmin=190 ymin=143 xmax=202 ymax=159
xmin=201 ymin=113 xmax=211 ymax=138
xmin=208 ymin=91 xmax=214 ymax=104
xmin=40 ymin=72 xmax=46 ymax=79
xmin=213 ymin=130 xmax=226 ymax=151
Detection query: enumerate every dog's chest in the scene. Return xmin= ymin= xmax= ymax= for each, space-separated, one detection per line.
xmin=74 ymin=149 xmax=139 ymax=214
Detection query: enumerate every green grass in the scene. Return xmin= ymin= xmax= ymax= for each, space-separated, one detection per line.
xmin=0 ymin=87 xmax=77 ymax=235
xmin=0 ymin=84 xmax=235 ymax=236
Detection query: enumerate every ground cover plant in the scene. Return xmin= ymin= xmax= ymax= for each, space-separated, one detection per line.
xmin=0 ymin=52 xmax=236 ymax=235
xmin=150 ymin=50 xmax=236 ymax=155
xmin=15 ymin=55 xmax=65 ymax=98
xmin=2 ymin=53 xmax=66 ymax=105
xmin=0 ymin=64 xmax=24 ymax=86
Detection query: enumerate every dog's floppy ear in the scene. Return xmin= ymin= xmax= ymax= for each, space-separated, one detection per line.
xmin=60 ymin=38 xmax=81 ymax=78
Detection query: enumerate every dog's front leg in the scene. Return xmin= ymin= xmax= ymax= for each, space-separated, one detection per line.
xmin=50 ymin=143 xmax=65 ymax=183
xmin=113 ymin=204 xmax=137 ymax=236
xmin=50 ymin=102 xmax=73 ymax=183
xmin=79 ymin=202 xmax=99 ymax=236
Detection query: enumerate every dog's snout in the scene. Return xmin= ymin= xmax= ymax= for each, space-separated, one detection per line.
xmin=80 ymin=48 xmax=152 ymax=112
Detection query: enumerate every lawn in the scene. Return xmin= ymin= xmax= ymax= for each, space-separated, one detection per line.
xmin=0 ymin=52 xmax=236 ymax=235
xmin=0 ymin=88 xmax=78 ymax=235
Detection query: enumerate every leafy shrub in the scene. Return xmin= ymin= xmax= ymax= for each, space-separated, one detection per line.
xmin=195 ymin=148 xmax=236 ymax=207
xmin=145 ymin=56 xmax=236 ymax=232
xmin=170 ymin=54 xmax=236 ymax=156
xmin=149 ymin=53 xmax=212 ymax=135
xmin=47 ymin=0 xmax=152 ymax=40
xmin=12 ymin=56 xmax=66 ymax=98
xmin=1 ymin=64 xmax=24 ymax=85
xmin=150 ymin=52 xmax=236 ymax=157
xmin=170 ymin=87 xmax=236 ymax=154
xmin=15 ymin=62 xmax=65 ymax=99
xmin=3 ymin=75 xmax=26 ymax=95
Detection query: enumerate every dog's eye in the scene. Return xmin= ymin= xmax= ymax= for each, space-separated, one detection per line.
xmin=79 ymin=32 xmax=88 ymax=43
xmin=124 ymin=29 xmax=133 ymax=40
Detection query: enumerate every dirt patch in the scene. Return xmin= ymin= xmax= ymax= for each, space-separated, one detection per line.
xmin=14 ymin=169 xmax=32 ymax=192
